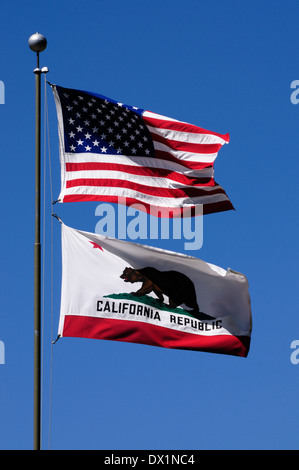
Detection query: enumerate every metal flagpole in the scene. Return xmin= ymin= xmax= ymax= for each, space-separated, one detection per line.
xmin=28 ymin=32 xmax=47 ymax=451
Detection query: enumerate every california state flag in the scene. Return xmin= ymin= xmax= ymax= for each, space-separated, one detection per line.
xmin=58 ymin=223 xmax=252 ymax=357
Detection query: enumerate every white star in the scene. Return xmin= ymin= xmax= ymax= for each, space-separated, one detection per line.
xmin=100 ymin=133 xmax=107 ymax=139
xmin=70 ymin=145 xmax=76 ymax=151
xmin=85 ymin=132 xmax=91 ymax=139
xmin=145 ymin=149 xmax=150 ymax=155
xmin=116 ymin=147 xmax=122 ymax=154
xmin=93 ymin=140 xmax=99 ymax=147
xmin=69 ymin=131 xmax=75 ymax=138
xmin=66 ymin=105 xmax=73 ymax=111
xmin=76 ymin=125 xmax=83 ymax=132
xmin=131 ymin=148 xmax=137 ymax=154
xmin=77 ymin=139 xmax=84 ymax=146
xmin=68 ymin=118 xmax=75 ymax=124
xmin=92 ymin=126 xmax=99 ymax=133
xmin=101 ymin=146 xmax=107 ymax=153
xmin=117 ymin=102 xmax=123 ymax=107
xmin=84 ymin=119 xmax=90 ymax=126
xmin=85 ymin=145 xmax=92 ymax=151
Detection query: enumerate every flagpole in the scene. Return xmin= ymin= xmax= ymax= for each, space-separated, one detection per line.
xmin=28 ymin=32 xmax=47 ymax=451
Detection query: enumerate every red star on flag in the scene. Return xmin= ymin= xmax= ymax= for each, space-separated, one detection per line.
xmin=89 ymin=241 xmax=104 ymax=251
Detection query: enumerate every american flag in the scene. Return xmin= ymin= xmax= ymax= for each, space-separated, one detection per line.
xmin=52 ymin=84 xmax=234 ymax=216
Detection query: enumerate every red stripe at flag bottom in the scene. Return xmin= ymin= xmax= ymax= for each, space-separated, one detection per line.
xmin=62 ymin=315 xmax=250 ymax=358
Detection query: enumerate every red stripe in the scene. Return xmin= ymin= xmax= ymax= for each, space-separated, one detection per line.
xmin=151 ymin=132 xmax=222 ymax=154
xmin=66 ymin=162 xmax=215 ymax=186
xmin=143 ymin=114 xmax=230 ymax=143
xmin=65 ymin=178 xmax=225 ymax=198
xmin=62 ymin=315 xmax=250 ymax=357
xmin=201 ymin=199 xmax=235 ymax=215
xmin=61 ymin=194 xmax=235 ymax=217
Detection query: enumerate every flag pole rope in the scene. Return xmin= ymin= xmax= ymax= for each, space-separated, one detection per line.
xmin=42 ymin=74 xmax=56 ymax=449
xmin=45 ymin=76 xmax=64 ymax=448
xmin=40 ymin=71 xmax=47 ymax=450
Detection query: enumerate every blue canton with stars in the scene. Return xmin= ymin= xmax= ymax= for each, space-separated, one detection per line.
xmin=56 ymin=85 xmax=155 ymax=158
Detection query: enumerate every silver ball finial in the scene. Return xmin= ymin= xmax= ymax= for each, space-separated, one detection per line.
xmin=28 ymin=32 xmax=47 ymax=53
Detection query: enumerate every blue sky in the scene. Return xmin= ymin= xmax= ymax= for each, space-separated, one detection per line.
xmin=0 ymin=0 xmax=299 ymax=450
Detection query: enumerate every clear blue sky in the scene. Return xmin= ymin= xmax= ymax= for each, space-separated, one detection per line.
xmin=0 ymin=0 xmax=299 ymax=450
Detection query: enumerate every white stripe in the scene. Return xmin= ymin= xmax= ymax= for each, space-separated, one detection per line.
xmin=61 ymin=185 xmax=230 ymax=207
xmin=63 ymin=153 xmax=214 ymax=177
xmin=148 ymin=125 xmax=227 ymax=145
xmin=65 ymin=170 xmax=214 ymax=189
xmin=143 ymin=111 xmax=227 ymax=145
xmin=153 ymin=141 xmax=218 ymax=163
xmin=143 ymin=110 xmax=179 ymax=122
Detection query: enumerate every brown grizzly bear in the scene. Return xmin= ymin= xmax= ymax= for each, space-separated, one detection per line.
xmin=120 ymin=266 xmax=207 ymax=318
